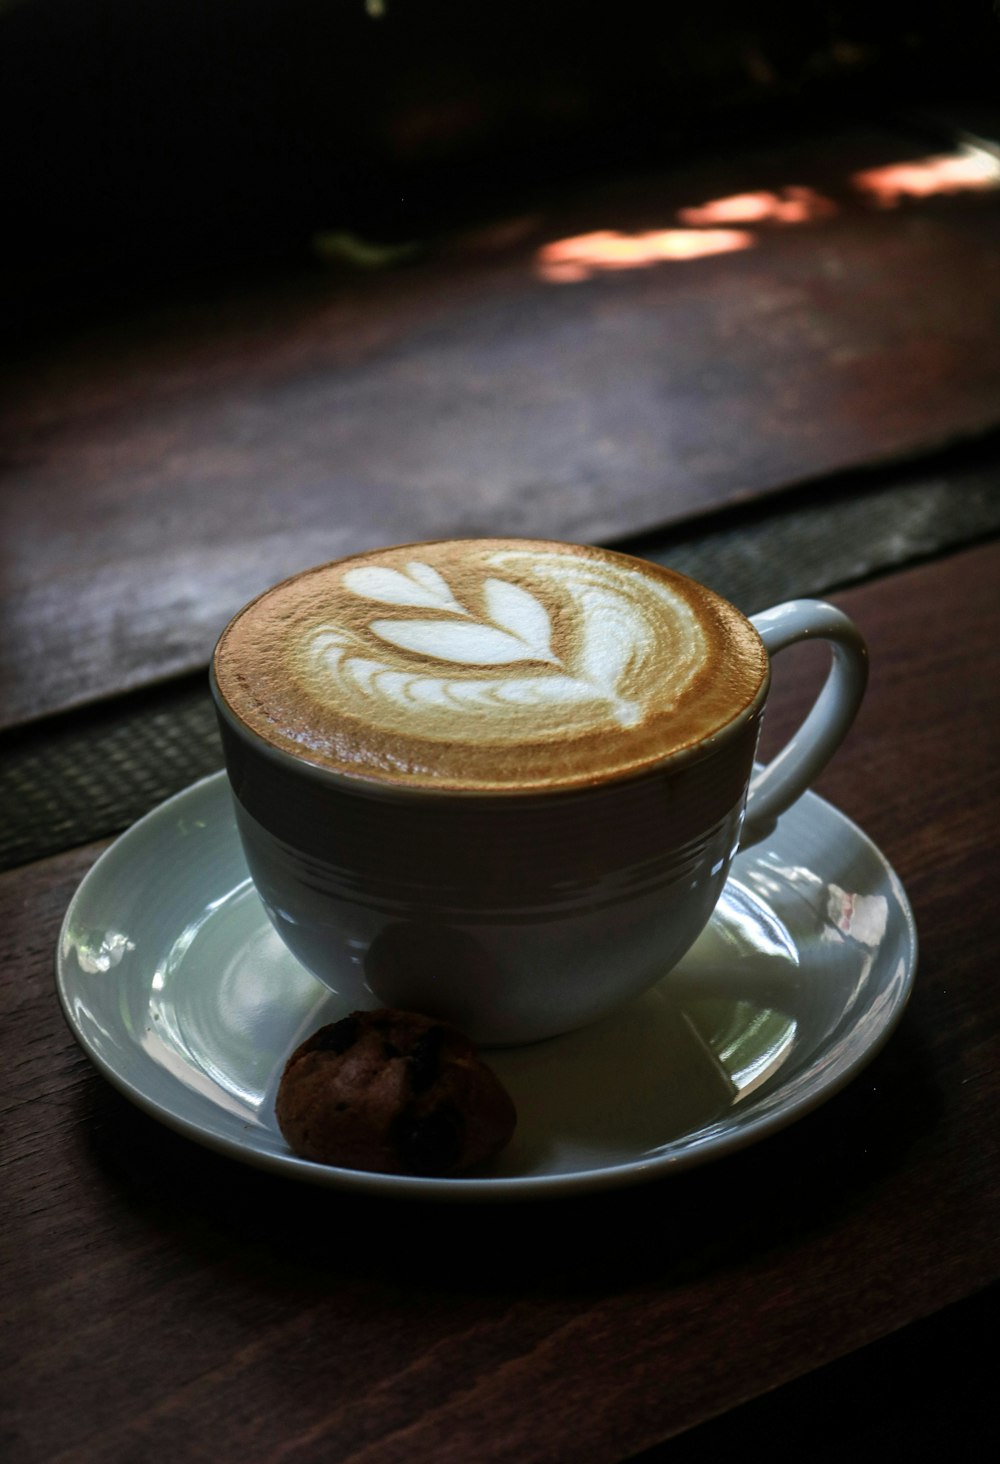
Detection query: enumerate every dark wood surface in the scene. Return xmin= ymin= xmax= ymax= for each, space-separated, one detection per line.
xmin=4 ymin=123 xmax=1000 ymax=727
xmin=3 ymin=541 xmax=998 ymax=1463
xmin=4 ymin=108 xmax=1000 ymax=1452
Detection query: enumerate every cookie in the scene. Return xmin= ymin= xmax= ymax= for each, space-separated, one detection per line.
xmin=275 ymin=1009 xmax=517 ymax=1176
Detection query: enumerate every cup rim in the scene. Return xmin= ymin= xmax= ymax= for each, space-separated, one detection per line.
xmin=209 ymin=660 xmax=771 ymax=805
xmin=210 ymin=539 xmax=771 ymax=803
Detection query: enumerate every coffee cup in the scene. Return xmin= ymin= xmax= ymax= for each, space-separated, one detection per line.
xmin=211 ymin=538 xmax=867 ymax=1045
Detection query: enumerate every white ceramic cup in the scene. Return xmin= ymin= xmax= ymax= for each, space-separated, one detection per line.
xmin=212 ymin=583 xmax=866 ymax=1046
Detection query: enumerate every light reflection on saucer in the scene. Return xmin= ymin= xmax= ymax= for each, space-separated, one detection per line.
xmin=689 ymin=1001 xmax=798 ymax=1101
xmin=126 ymin=867 xmax=806 ymax=1174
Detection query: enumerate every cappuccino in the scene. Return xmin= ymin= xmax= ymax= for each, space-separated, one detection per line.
xmin=213 ymin=539 xmax=768 ymax=791
xmin=211 ymin=542 xmax=868 ymax=1040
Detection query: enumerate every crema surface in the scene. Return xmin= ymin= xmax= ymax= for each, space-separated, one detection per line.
xmin=213 ymin=540 xmax=768 ymax=790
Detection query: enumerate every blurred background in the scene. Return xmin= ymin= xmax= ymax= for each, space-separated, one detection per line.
xmin=3 ymin=0 xmax=999 ymax=328
xmin=2 ymin=0 xmax=1000 ymax=859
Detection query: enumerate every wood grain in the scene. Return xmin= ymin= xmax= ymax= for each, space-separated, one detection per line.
xmin=2 ymin=541 xmax=999 ymax=1462
xmin=4 ymin=129 xmax=1000 ymax=727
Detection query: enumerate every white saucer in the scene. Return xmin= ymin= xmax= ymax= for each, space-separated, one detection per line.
xmin=57 ymin=772 xmax=917 ymax=1202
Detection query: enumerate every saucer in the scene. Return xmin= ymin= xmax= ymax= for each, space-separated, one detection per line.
xmin=57 ymin=772 xmax=917 ymax=1201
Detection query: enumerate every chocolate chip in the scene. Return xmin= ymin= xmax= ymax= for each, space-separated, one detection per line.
xmin=407 ymin=1026 xmax=447 ymax=1094
xmin=314 ymin=1016 xmax=361 ymax=1054
xmin=392 ymin=1103 xmax=463 ymax=1175
xmin=382 ymin=1041 xmax=402 ymax=1060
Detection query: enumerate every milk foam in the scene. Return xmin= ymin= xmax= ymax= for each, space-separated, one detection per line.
xmin=214 ymin=540 xmax=768 ymax=790
xmin=298 ymin=549 xmax=701 ymax=744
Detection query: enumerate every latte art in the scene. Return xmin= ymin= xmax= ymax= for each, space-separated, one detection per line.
xmin=213 ymin=540 xmax=768 ymax=790
xmin=302 ymin=550 xmax=703 ymax=743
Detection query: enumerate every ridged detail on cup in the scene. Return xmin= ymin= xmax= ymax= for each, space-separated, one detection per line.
xmin=222 ymin=711 xmax=758 ymax=909
xmin=231 ymin=794 xmax=748 ymax=1043
xmin=216 ymin=691 xmax=763 ymax=1042
xmin=234 ymin=798 xmax=742 ymax=920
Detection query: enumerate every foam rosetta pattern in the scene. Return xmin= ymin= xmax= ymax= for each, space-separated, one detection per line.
xmin=213 ymin=539 xmax=768 ymax=789
xmin=301 ymin=549 xmax=705 ymax=744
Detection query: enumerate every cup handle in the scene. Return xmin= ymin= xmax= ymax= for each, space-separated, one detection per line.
xmin=740 ymin=599 xmax=868 ymax=849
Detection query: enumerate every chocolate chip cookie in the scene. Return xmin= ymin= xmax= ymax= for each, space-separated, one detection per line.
xmin=275 ymin=1009 xmax=516 ymax=1176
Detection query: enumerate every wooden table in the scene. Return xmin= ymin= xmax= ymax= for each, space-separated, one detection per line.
xmin=3 ymin=126 xmax=1000 ymax=1461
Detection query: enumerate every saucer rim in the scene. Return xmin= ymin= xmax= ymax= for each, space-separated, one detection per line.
xmin=55 ymin=771 xmax=918 ymax=1203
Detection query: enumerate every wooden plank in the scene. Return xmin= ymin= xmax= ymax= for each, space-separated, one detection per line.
xmin=4 ymin=452 xmax=1000 ymax=875
xmin=3 ymin=127 xmax=1000 ymax=726
xmin=2 ymin=541 xmax=999 ymax=1462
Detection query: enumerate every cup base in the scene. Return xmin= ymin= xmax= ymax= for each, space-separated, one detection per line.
xmin=232 ymin=794 xmax=743 ymax=1045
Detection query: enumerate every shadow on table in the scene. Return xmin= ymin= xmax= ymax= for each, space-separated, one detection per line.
xmin=79 ymin=1012 xmax=938 ymax=1299
xmin=627 ymin=1281 xmax=998 ymax=1463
